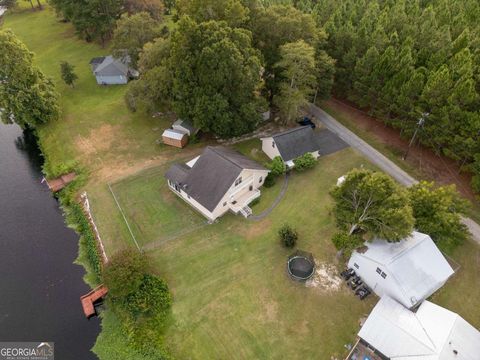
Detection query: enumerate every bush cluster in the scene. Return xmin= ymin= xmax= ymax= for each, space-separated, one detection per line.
xmin=279 ymin=224 xmax=298 ymax=248
xmin=293 ymin=153 xmax=316 ymax=171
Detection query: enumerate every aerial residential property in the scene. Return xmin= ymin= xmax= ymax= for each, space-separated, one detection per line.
xmin=2 ymin=0 xmax=480 ymax=359
xmin=348 ymin=296 xmax=480 ymax=359
xmin=165 ymin=146 xmax=269 ymax=221
xmin=261 ymin=126 xmax=348 ymax=168
xmin=348 ymin=231 xmax=454 ymax=309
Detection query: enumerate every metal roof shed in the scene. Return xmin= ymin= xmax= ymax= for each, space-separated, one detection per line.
xmin=348 ymin=231 xmax=454 ymax=309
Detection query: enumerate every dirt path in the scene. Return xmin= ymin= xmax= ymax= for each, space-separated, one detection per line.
xmin=250 ymin=173 xmax=289 ymax=221
xmin=325 ymin=98 xmax=476 ymax=201
xmin=308 ymin=103 xmax=480 ymax=245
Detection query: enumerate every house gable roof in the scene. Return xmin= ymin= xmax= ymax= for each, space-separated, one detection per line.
xmin=92 ymin=56 xmax=129 ymax=77
xmin=270 ymin=127 xmax=348 ymax=161
xmin=352 ymin=232 xmax=454 ymax=307
xmin=359 ymin=296 xmax=480 ymax=359
xmin=165 ymin=146 xmax=267 ymax=212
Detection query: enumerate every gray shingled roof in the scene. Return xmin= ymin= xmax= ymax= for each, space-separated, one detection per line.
xmin=92 ymin=56 xmax=129 ymax=77
xmin=165 ymin=146 xmax=267 ymax=212
xmin=89 ymin=56 xmax=106 ymax=71
xmin=165 ymin=163 xmax=190 ymax=184
xmin=272 ymin=126 xmax=348 ymax=161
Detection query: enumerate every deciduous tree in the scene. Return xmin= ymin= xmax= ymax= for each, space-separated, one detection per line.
xmin=330 ymin=169 xmax=414 ymax=241
xmin=124 ymin=0 xmax=164 ymax=20
xmin=408 ymin=181 xmax=469 ymax=249
xmin=0 ymin=30 xmax=59 ymax=129
xmin=111 ymin=12 xmax=161 ymax=68
xmin=169 ymin=17 xmax=264 ymax=137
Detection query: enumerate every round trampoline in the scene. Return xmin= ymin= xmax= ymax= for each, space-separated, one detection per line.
xmin=287 ymin=250 xmax=315 ymax=281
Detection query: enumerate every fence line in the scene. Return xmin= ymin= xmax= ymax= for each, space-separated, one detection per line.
xmin=80 ymin=192 xmax=109 ymax=263
xmin=107 ymin=183 xmax=142 ymax=252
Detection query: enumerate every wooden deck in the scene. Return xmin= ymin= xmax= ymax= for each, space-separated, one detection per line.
xmin=46 ymin=172 xmax=76 ymax=192
xmin=80 ymin=285 xmax=108 ymax=318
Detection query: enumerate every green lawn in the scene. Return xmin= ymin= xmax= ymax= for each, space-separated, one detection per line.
xmin=110 ymin=147 xmax=377 ymax=359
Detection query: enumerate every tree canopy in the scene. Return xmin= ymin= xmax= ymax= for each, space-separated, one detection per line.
xmin=408 ymin=181 xmax=469 ymax=250
xmin=0 ymin=30 xmax=59 ymax=129
xmin=330 ymin=168 xmax=414 ymax=241
xmin=111 ymin=12 xmax=162 ymax=67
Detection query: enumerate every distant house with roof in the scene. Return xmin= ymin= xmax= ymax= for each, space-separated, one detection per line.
xmin=261 ymin=126 xmax=348 ymax=168
xmin=349 ymin=296 xmax=480 ymax=360
xmin=165 ymin=146 xmax=269 ymax=221
xmin=89 ymin=56 xmax=138 ymax=85
xmin=348 ymin=231 xmax=454 ymax=309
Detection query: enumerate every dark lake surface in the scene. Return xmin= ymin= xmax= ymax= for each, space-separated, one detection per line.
xmin=0 ymin=123 xmax=100 ymax=359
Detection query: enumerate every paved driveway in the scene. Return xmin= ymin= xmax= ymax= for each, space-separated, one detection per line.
xmin=308 ymin=104 xmax=480 ymax=244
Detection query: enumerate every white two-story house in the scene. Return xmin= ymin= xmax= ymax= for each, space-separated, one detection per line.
xmin=165 ymin=146 xmax=270 ymax=222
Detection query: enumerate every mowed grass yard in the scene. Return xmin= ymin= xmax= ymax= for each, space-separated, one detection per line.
xmin=104 ymin=146 xmax=378 ymax=359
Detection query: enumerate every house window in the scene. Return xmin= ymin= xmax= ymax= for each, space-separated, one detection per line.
xmin=259 ymin=176 xmax=263 ymax=183
xmin=353 ymin=263 xmax=359 ymax=269
xmin=235 ymin=177 xmax=243 ymax=186
xmin=376 ymin=267 xmax=382 ymax=274
xmin=223 ymin=202 xmax=227 ymax=207
xmin=381 ymin=272 xmax=387 ymax=279
xmin=272 ymin=141 xmax=275 ymax=148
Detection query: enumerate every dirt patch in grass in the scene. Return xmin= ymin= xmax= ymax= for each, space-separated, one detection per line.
xmin=75 ymin=124 xmax=120 ymax=156
xmin=306 ymin=262 xmax=342 ymax=292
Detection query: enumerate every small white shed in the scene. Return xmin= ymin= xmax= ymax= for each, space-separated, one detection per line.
xmin=162 ymin=129 xmax=188 ymax=148
xmin=348 ymin=231 xmax=454 ymax=309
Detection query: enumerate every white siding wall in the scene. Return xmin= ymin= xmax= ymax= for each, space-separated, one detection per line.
xmin=348 ymin=254 xmax=413 ymax=308
xmin=95 ymin=75 xmax=128 ymax=85
xmin=261 ymin=138 xmax=281 ymax=160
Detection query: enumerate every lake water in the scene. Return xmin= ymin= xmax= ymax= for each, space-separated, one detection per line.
xmin=0 ymin=123 xmax=100 ymax=359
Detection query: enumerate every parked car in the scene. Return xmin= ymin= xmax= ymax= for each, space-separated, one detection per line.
xmin=297 ymin=116 xmax=316 ymax=128
xmin=341 ymin=268 xmax=355 ymax=280
xmin=355 ymin=286 xmax=371 ymax=300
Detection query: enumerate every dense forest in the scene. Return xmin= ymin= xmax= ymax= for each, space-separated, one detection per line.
xmin=311 ymin=0 xmax=480 ymax=193
xmin=11 ymin=0 xmax=480 ymax=193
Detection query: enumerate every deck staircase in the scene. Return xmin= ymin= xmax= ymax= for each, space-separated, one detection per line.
xmin=239 ymin=205 xmax=252 ymax=218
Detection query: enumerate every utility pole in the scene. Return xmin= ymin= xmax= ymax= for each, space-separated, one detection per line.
xmin=403 ymin=112 xmax=428 ymax=160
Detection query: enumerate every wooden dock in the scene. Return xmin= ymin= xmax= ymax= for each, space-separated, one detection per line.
xmin=80 ymin=284 xmax=108 ymax=319
xmin=46 ymin=172 xmax=76 ymax=192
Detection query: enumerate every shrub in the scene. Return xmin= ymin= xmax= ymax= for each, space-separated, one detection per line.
xmin=331 ymin=231 xmax=363 ymax=258
xmin=293 ymin=153 xmax=316 ymax=171
xmin=67 ymin=202 xmax=102 ymax=283
xmin=103 ymin=249 xmax=147 ymax=299
xmin=269 ymin=156 xmax=286 ymax=176
xmin=278 ymin=224 xmax=298 ymax=248
xmin=263 ymin=173 xmax=276 ymax=188
xmin=472 ymin=175 xmax=480 ymax=194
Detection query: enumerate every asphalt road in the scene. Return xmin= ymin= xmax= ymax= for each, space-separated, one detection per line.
xmin=308 ymin=103 xmax=480 ymax=244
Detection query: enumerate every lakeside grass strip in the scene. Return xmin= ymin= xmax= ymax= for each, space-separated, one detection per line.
xmin=108 ymin=183 xmax=141 ymax=252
